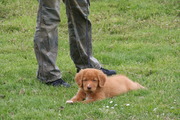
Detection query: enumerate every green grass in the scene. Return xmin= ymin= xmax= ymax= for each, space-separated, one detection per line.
xmin=0 ymin=0 xmax=179 ymax=119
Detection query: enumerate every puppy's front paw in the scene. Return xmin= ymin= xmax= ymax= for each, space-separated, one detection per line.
xmin=66 ymin=100 xmax=74 ymax=104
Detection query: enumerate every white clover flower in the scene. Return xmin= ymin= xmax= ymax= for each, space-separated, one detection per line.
xmin=126 ymin=104 xmax=130 ymax=106
xmin=114 ymin=104 xmax=118 ymax=106
xmin=109 ymin=101 xmax=113 ymax=104
xmin=153 ymin=108 xmax=157 ymax=112
xmin=106 ymin=106 xmax=109 ymax=108
xmin=111 ymin=107 xmax=114 ymax=109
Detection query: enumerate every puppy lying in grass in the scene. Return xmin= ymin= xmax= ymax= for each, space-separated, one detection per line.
xmin=66 ymin=68 xmax=145 ymax=104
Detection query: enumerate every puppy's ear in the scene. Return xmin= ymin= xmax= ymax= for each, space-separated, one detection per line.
xmin=98 ymin=71 xmax=107 ymax=87
xmin=75 ymin=70 xmax=84 ymax=88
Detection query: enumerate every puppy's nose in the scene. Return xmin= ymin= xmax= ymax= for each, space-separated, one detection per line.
xmin=87 ymin=86 xmax=91 ymax=90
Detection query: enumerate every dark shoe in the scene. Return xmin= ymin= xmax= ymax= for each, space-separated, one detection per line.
xmin=46 ymin=79 xmax=70 ymax=87
xmin=77 ymin=69 xmax=81 ymax=73
xmin=77 ymin=68 xmax=116 ymax=76
xmin=100 ymin=68 xmax=116 ymax=76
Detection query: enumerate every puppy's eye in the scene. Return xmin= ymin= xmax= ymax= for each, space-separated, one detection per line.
xmin=83 ymin=80 xmax=87 ymax=81
xmin=92 ymin=80 xmax=96 ymax=82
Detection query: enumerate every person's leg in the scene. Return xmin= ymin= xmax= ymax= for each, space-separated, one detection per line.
xmin=64 ymin=0 xmax=101 ymax=71
xmin=64 ymin=0 xmax=116 ymax=76
xmin=34 ymin=0 xmax=70 ymax=86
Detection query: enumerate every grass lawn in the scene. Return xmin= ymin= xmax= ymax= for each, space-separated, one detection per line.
xmin=0 ymin=0 xmax=179 ymax=119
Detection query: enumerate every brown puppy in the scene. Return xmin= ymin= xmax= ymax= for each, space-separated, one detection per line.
xmin=66 ymin=68 xmax=145 ymax=104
